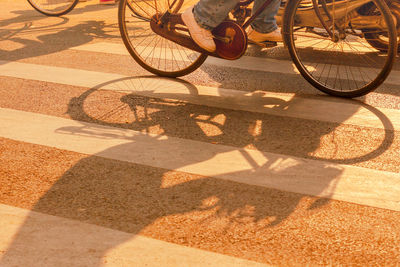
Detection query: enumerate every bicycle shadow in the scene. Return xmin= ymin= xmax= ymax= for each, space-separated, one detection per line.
xmin=0 ymin=7 xmax=72 ymax=42
xmin=0 ymin=1 xmax=118 ymax=29
xmin=0 ymin=19 xmax=120 ymax=63
xmin=0 ymin=8 xmax=60 ymax=28
xmin=0 ymin=76 xmax=394 ymax=265
xmin=195 ymin=43 xmax=396 ymax=166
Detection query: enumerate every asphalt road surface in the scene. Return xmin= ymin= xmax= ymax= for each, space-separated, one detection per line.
xmin=1 ymin=0 xmax=400 ymax=266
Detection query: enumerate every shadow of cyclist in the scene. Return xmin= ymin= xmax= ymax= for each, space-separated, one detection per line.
xmin=0 ymin=76 xmax=394 ymax=265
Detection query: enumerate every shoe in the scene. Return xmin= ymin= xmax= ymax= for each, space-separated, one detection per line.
xmin=99 ymin=0 xmax=118 ymax=4
xmin=181 ymin=6 xmax=216 ymax=52
xmin=247 ymin=27 xmax=283 ymax=43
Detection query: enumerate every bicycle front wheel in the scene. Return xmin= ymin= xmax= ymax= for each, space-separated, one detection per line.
xmin=27 ymin=0 xmax=79 ymax=16
xmin=283 ymin=0 xmax=397 ymax=97
xmin=118 ymin=0 xmax=207 ymax=77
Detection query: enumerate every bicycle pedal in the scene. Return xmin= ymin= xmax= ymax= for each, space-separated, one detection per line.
xmin=248 ymin=39 xmax=277 ymax=48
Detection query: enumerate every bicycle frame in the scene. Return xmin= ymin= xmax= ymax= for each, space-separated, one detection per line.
xmin=119 ymin=0 xmax=397 ymax=96
xmin=235 ymin=0 xmax=390 ymax=33
xmin=150 ymin=0 xmax=386 ymax=57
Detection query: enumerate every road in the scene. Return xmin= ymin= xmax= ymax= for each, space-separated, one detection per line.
xmin=0 ymin=0 xmax=400 ymax=266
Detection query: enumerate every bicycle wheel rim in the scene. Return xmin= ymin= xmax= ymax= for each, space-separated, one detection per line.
xmin=118 ymin=0 xmax=207 ymax=77
xmin=283 ymin=0 xmax=397 ymax=98
xmin=27 ymin=0 xmax=79 ymax=16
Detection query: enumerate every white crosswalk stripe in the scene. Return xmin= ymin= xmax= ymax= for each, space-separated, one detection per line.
xmin=0 ymin=204 xmax=268 ymax=266
xmin=1 ymin=107 xmax=399 ymax=211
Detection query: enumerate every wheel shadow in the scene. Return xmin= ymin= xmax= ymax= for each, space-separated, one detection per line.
xmin=0 ymin=76 xmax=395 ymax=265
xmin=1 ymin=1 xmax=118 ymax=29
xmin=1 ymin=0 xmax=123 ymax=62
xmin=0 ymin=19 xmax=120 ymax=63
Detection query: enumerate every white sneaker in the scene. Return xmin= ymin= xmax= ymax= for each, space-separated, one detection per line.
xmin=181 ymin=6 xmax=216 ymax=52
xmin=247 ymin=27 xmax=283 ymax=43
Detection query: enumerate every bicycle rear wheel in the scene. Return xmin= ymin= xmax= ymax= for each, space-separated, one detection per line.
xmin=283 ymin=0 xmax=397 ymax=98
xmin=27 ymin=0 xmax=79 ymax=16
xmin=118 ymin=0 xmax=207 ymax=77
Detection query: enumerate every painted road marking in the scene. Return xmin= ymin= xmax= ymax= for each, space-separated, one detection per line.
xmin=70 ymin=42 xmax=400 ymax=85
xmin=0 ymin=204 xmax=268 ymax=266
xmin=0 ymin=108 xmax=399 ymax=211
xmin=0 ymin=60 xmax=399 ymax=131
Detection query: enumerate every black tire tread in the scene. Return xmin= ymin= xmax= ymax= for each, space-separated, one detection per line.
xmin=27 ymin=0 xmax=79 ymax=16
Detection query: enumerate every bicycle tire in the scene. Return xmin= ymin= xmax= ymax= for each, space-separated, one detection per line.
xmin=27 ymin=0 xmax=79 ymax=16
xmin=118 ymin=0 xmax=207 ymax=77
xmin=283 ymin=0 xmax=397 ymax=98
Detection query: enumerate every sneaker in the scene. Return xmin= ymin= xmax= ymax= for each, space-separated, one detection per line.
xmin=181 ymin=6 xmax=216 ymax=52
xmin=99 ymin=0 xmax=118 ymax=4
xmin=247 ymin=27 xmax=283 ymax=43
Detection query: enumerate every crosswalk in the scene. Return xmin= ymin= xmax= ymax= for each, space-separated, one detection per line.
xmin=71 ymin=42 xmax=400 ymax=86
xmin=1 ymin=6 xmax=400 ymax=264
xmin=0 ymin=204 xmax=269 ymax=266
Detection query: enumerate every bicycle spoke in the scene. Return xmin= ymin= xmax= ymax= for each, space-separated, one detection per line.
xmin=120 ymin=0 xmax=206 ymax=76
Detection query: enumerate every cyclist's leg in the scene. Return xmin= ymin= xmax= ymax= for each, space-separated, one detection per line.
xmin=249 ymin=0 xmax=282 ymax=42
xmin=192 ymin=0 xmax=239 ymax=29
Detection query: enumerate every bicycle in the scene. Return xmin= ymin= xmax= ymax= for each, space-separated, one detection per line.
xmin=27 ymin=0 xmax=79 ymax=16
xmin=118 ymin=0 xmax=398 ymax=97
